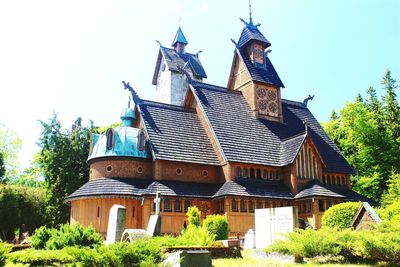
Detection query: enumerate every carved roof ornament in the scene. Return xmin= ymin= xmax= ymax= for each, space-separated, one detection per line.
xmin=177 ymin=59 xmax=193 ymax=82
xmin=122 ymin=81 xmax=141 ymax=105
xmin=303 ymin=94 xmax=314 ymax=107
xmin=303 ymin=119 xmax=309 ymax=135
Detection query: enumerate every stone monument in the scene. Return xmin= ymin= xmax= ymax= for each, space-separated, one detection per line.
xmin=105 ymin=205 xmax=126 ymax=244
xmin=146 ymin=191 xmax=162 ymax=236
xmin=254 ymin=206 xmax=298 ymax=249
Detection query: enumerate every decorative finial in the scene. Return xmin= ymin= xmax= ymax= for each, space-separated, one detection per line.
xmin=303 ymin=119 xmax=309 ymax=134
xmin=122 ymin=81 xmax=141 ymax=105
xmin=249 ymin=0 xmax=253 ymax=24
xmin=177 ymin=63 xmax=193 ymax=82
xmin=303 ymin=94 xmax=315 ymax=107
xmin=156 ymin=40 xmax=162 ymax=47
xmin=195 ymin=50 xmax=203 ymax=57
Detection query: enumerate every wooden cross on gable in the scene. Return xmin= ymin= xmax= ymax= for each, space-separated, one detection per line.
xmin=154 ymin=191 xmax=161 ymax=216
xmin=303 ymin=119 xmax=309 ymax=134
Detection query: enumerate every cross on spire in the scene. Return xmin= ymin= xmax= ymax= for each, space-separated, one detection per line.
xmin=249 ymin=0 xmax=253 ymax=24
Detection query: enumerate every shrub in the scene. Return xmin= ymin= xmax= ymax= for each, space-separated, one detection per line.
xmin=321 ymin=202 xmax=360 ymax=229
xmin=0 ymin=185 xmax=47 ymax=241
xmin=377 ymin=199 xmax=400 ymax=222
xmin=178 ymin=226 xmax=216 ymax=246
xmin=186 ymin=206 xmax=201 ymax=228
xmin=31 ymin=223 xmax=103 ymax=250
xmin=0 ymin=242 xmax=11 ymax=266
xmin=7 ymin=249 xmax=74 ymax=266
xmin=202 ymin=214 xmax=228 ymax=240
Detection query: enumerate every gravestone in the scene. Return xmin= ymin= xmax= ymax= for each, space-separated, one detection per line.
xmin=162 ymin=250 xmax=212 ymax=267
xmin=254 ymin=206 xmax=298 ymax=249
xmin=147 ymin=191 xmax=162 ymax=236
xmin=244 ymin=229 xmax=256 ymax=249
xmin=105 ymin=205 xmax=126 ymax=244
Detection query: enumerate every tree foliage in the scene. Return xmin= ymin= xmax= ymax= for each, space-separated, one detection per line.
xmin=323 ymin=69 xmax=400 ymax=203
xmin=186 ymin=206 xmax=201 ymax=228
xmin=0 ymin=185 xmax=47 ymax=241
xmin=0 ymin=125 xmax=22 ymax=183
xmin=36 ymin=114 xmax=91 ymax=226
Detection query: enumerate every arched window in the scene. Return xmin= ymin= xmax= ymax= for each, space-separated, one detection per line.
xmin=163 ymin=198 xmax=171 ymax=212
xmin=249 ymin=200 xmax=254 ymax=213
xmin=231 ymin=199 xmax=238 ymax=212
xmin=256 ymin=169 xmax=261 ymax=179
xmin=137 ymin=131 xmax=145 ymax=151
xmin=262 ymin=169 xmax=268 ymax=179
xmin=250 ymin=168 xmax=255 ymax=178
xmin=106 ymin=128 xmax=114 ymax=150
xmin=240 ymin=199 xmax=247 ymax=212
xmin=174 ymin=199 xmax=181 ymax=212
xmin=270 ymin=170 xmax=274 ymax=180
xmin=235 ymin=167 xmax=242 ymax=178
xmin=184 ymin=200 xmax=191 ymax=212
xmin=256 ymin=200 xmax=263 ymax=209
xmin=243 ymin=168 xmax=248 ymax=178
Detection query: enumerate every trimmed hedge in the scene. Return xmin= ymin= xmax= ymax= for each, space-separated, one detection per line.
xmin=0 ymin=185 xmax=47 ymax=241
xmin=321 ymin=202 xmax=360 ymax=229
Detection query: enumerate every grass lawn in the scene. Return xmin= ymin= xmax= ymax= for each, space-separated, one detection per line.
xmin=212 ymin=250 xmax=374 ymax=267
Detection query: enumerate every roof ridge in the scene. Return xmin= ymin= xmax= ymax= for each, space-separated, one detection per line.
xmin=281 ymin=98 xmax=306 ymax=107
xmin=281 ymin=132 xmax=306 ymax=143
xmin=140 ymin=99 xmax=196 ymax=112
xmin=160 ymin=46 xmax=198 ymax=57
xmin=192 ymin=81 xmax=242 ymax=94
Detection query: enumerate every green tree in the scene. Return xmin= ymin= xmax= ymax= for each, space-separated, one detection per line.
xmin=186 ymin=206 xmax=201 ymax=228
xmin=0 ymin=153 xmax=5 ymax=181
xmin=323 ymin=70 xmax=400 ymax=203
xmin=37 ymin=114 xmax=91 ymax=226
xmin=0 ymin=124 xmax=22 ymax=183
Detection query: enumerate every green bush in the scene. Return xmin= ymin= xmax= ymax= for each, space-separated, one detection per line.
xmin=0 ymin=185 xmax=47 ymax=241
xmin=7 ymin=249 xmax=74 ymax=266
xmin=31 ymin=224 xmax=103 ymax=250
xmin=0 ymin=242 xmax=11 ymax=266
xmin=321 ymin=202 xmax=360 ymax=229
xmin=377 ymin=199 xmax=400 ymax=222
xmin=178 ymin=226 xmax=216 ymax=246
xmin=186 ymin=206 xmax=201 ymax=228
xmin=202 ymin=214 xmax=228 ymax=240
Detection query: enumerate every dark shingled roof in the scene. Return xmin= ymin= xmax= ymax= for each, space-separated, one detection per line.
xmin=237 ymin=48 xmax=284 ymax=88
xmin=214 ymin=178 xmax=292 ymax=199
xmin=191 ymin=81 xmax=283 ymax=166
xmin=294 ymin=180 xmax=372 ymax=203
xmin=237 ymin=23 xmax=271 ymax=48
xmin=160 ymin=47 xmax=207 ymax=79
xmin=190 ymin=81 xmax=354 ymax=174
xmin=66 ymin=178 xmax=222 ymax=201
xmin=264 ymin=100 xmax=355 ymax=174
xmin=139 ymin=100 xmax=220 ymax=165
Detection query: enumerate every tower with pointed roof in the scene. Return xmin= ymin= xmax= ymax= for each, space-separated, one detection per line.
xmin=227 ymin=13 xmax=284 ymax=122
xmin=152 ymin=27 xmax=207 ymax=106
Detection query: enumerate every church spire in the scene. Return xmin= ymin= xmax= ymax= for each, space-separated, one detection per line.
xmin=248 ymin=0 xmax=253 ymax=25
xmin=172 ymin=27 xmax=188 ymax=54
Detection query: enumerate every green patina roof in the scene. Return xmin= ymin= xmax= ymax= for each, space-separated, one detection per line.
xmin=120 ymin=107 xmax=135 ymax=127
xmin=88 ymin=126 xmax=149 ymax=161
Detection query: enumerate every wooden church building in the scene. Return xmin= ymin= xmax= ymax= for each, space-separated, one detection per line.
xmin=66 ymin=15 xmax=369 ymax=237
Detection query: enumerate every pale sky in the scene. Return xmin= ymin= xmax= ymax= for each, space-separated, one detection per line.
xmin=0 ymin=0 xmax=399 ymax=167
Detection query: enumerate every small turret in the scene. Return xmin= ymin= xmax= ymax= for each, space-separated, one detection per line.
xmin=172 ymin=27 xmax=188 ymax=54
xmin=120 ymin=97 xmax=135 ymax=127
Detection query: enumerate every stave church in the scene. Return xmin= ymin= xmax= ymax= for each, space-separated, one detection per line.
xmin=66 ymin=14 xmax=369 ymax=238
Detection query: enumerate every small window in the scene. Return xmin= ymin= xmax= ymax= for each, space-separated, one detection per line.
xmin=322 ymin=174 xmax=326 ymax=184
xmin=235 ymin=167 xmax=242 ymax=178
xmin=342 ymin=176 xmax=346 ymax=185
xmin=249 ymin=200 xmax=254 ymax=213
xmin=176 ymin=168 xmax=182 ymax=175
xmin=243 ymin=168 xmax=248 ymax=178
xmin=265 ymin=201 xmax=270 ymax=209
xmin=256 ymin=169 xmax=261 ymax=179
xmin=327 ymin=175 xmax=331 ymax=184
xmin=106 ymin=128 xmax=114 ymax=150
xmin=137 ymin=167 xmax=143 ymax=173
xmin=306 ymin=202 xmax=311 ymax=213
xmin=152 ymin=200 xmax=156 ymax=212
xmin=174 ymin=199 xmax=181 ymax=212
xmin=250 ymin=168 xmax=255 ymax=178
xmin=203 ymin=170 xmax=208 ymax=177
xmin=270 ymin=170 xmax=274 ymax=180
xmin=219 ymin=200 xmax=225 ymax=213
xmin=137 ymin=131 xmax=146 ymax=151
xmin=163 ymin=198 xmax=171 ymax=212
xmin=256 ymin=200 xmax=263 ymax=209
xmin=132 ymin=207 xmax=135 ymax=218
xmin=106 ymin=165 xmax=112 ymax=172
xmin=319 ymin=199 xmax=325 ymax=212
xmin=231 ymin=199 xmax=238 ymax=212
xmin=184 ymin=200 xmax=191 ymax=212
xmin=262 ymin=169 xmax=268 ymax=179
xmin=240 ymin=199 xmax=247 ymax=212
xmin=97 ymin=206 xmax=100 ymax=218
xmin=272 ymin=201 xmax=276 ymax=208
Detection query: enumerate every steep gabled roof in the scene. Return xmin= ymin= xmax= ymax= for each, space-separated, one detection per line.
xmin=172 ymin=27 xmax=188 ymax=46
xmin=189 ymin=81 xmax=355 ymax=174
xmin=152 ymin=47 xmax=207 ymax=85
xmin=237 ymin=20 xmax=271 ymax=48
xmin=139 ymin=100 xmax=220 ymax=165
